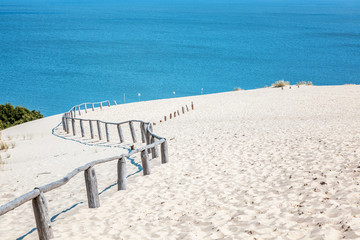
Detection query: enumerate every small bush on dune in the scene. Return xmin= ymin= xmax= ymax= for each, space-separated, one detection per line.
xmin=296 ymin=81 xmax=313 ymax=86
xmin=233 ymin=87 xmax=242 ymax=91
xmin=271 ymin=80 xmax=290 ymax=88
xmin=0 ymin=103 xmax=43 ymax=130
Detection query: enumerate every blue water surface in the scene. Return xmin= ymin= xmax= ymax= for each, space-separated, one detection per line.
xmin=0 ymin=0 xmax=359 ymax=116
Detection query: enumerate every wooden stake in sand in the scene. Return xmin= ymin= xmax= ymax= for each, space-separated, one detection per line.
xmin=117 ymin=124 xmax=124 ymax=143
xmin=107 ymin=100 xmax=110 ymax=107
xmin=145 ymin=125 xmax=151 ymax=154
xmin=32 ymin=190 xmax=54 ymax=240
xmin=170 ymin=113 xmax=172 ymax=119
xmin=84 ymin=167 xmax=100 ymax=208
xmin=105 ymin=123 xmax=110 ymax=142
xmin=174 ymin=111 xmax=177 ymax=117
xmin=114 ymin=100 xmax=117 ymax=105
xmin=92 ymin=104 xmax=95 ymax=111
xmin=66 ymin=117 xmax=70 ymax=134
xmin=161 ymin=140 xmax=169 ymax=164
xmin=62 ymin=117 xmax=66 ymax=131
xmin=80 ymin=119 xmax=85 ymax=137
xmin=149 ymin=124 xmax=159 ymax=158
xmin=89 ymin=120 xmax=94 ymax=139
xmin=97 ymin=120 xmax=102 ymax=140
xmin=84 ymin=104 xmax=87 ymax=113
xmin=177 ymin=110 xmax=180 ymax=116
xmin=100 ymin=103 xmax=103 ymax=110
xmin=191 ymin=102 xmax=194 ymax=110
xmin=140 ymin=122 xmax=146 ymax=143
xmin=117 ymin=157 xmax=126 ymax=190
xmin=186 ymin=105 xmax=189 ymax=112
xmin=182 ymin=106 xmax=185 ymax=114
xmin=164 ymin=116 xmax=167 ymax=121
xmin=77 ymin=106 xmax=81 ymax=115
xmin=71 ymin=119 xmax=76 ymax=136
xmin=141 ymin=150 xmax=150 ymax=175
xmin=129 ymin=121 xmax=137 ymax=143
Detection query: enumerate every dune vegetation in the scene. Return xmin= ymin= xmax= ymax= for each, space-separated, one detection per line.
xmin=0 ymin=103 xmax=43 ymax=130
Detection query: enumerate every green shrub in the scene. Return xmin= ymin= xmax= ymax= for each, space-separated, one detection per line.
xmin=0 ymin=103 xmax=43 ymax=130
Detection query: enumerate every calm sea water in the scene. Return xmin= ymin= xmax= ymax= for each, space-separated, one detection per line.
xmin=0 ymin=0 xmax=359 ymax=116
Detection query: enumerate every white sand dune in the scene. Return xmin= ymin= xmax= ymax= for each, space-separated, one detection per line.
xmin=1 ymin=85 xmax=360 ymax=239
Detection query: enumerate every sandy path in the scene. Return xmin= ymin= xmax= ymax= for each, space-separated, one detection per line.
xmin=1 ymin=85 xmax=360 ymax=239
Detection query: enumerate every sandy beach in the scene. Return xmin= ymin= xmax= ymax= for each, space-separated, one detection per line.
xmin=1 ymin=85 xmax=360 ymax=239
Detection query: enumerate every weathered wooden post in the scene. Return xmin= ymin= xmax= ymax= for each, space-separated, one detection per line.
xmin=73 ymin=108 xmax=76 ymax=117
xmin=66 ymin=117 xmax=70 ymax=134
xmin=105 ymin=123 xmax=110 ymax=142
xmin=107 ymin=100 xmax=110 ymax=107
xmin=140 ymin=122 xmax=146 ymax=143
xmin=149 ymin=125 xmax=159 ymax=158
xmin=100 ymin=102 xmax=103 ymax=110
xmin=145 ymin=124 xmax=151 ymax=153
xmin=164 ymin=116 xmax=167 ymax=121
xmin=141 ymin=150 xmax=150 ymax=175
xmin=84 ymin=104 xmax=87 ymax=113
xmin=89 ymin=120 xmax=94 ymax=139
xmin=32 ymin=190 xmax=54 ymax=240
xmin=70 ymin=110 xmax=74 ymax=118
xmin=182 ymin=106 xmax=185 ymax=114
xmin=114 ymin=100 xmax=117 ymax=105
xmin=177 ymin=110 xmax=180 ymax=116
xmin=117 ymin=157 xmax=126 ymax=190
xmin=80 ymin=119 xmax=85 ymax=137
xmin=92 ymin=104 xmax=95 ymax=111
xmin=84 ymin=167 xmax=100 ymax=208
xmin=117 ymin=124 xmax=124 ymax=143
xmin=97 ymin=120 xmax=102 ymax=140
xmin=191 ymin=102 xmax=194 ymax=110
xmin=174 ymin=111 xmax=176 ymax=117
xmin=170 ymin=113 xmax=172 ymax=119
xmin=77 ymin=106 xmax=81 ymax=115
xmin=32 ymin=190 xmax=53 ymax=239
xmin=62 ymin=117 xmax=66 ymax=131
xmin=129 ymin=121 xmax=137 ymax=143
xmin=186 ymin=105 xmax=189 ymax=112
xmin=161 ymin=140 xmax=169 ymax=164
xmin=71 ymin=119 xmax=76 ymax=136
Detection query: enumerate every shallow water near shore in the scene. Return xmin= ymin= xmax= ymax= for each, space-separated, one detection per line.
xmin=0 ymin=0 xmax=359 ymax=116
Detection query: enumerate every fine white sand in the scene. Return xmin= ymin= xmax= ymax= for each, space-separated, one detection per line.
xmin=1 ymin=85 xmax=360 ymax=239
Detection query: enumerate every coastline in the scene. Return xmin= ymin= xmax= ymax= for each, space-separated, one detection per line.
xmin=1 ymin=84 xmax=360 ymax=239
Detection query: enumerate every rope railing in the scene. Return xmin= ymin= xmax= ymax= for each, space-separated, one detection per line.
xmin=0 ymin=100 xmax=169 ymax=240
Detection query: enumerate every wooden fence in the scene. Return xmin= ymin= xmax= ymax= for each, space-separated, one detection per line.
xmin=0 ymin=100 xmax=169 ymax=240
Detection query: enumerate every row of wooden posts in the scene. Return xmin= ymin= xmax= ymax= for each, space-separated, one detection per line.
xmin=158 ymin=101 xmax=194 ymax=124
xmin=0 ymin=101 xmax=170 ymax=240
xmin=32 ymin=138 xmax=167 ymax=240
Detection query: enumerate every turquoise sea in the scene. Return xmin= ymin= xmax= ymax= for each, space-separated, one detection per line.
xmin=0 ymin=0 xmax=359 ymax=116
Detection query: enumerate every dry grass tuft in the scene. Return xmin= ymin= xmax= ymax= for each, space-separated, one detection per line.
xmin=0 ymin=141 xmax=8 ymax=151
xmin=233 ymin=87 xmax=242 ymax=91
xmin=10 ymin=142 xmax=16 ymax=149
xmin=272 ymin=80 xmax=290 ymax=88
xmin=296 ymin=81 xmax=313 ymax=86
